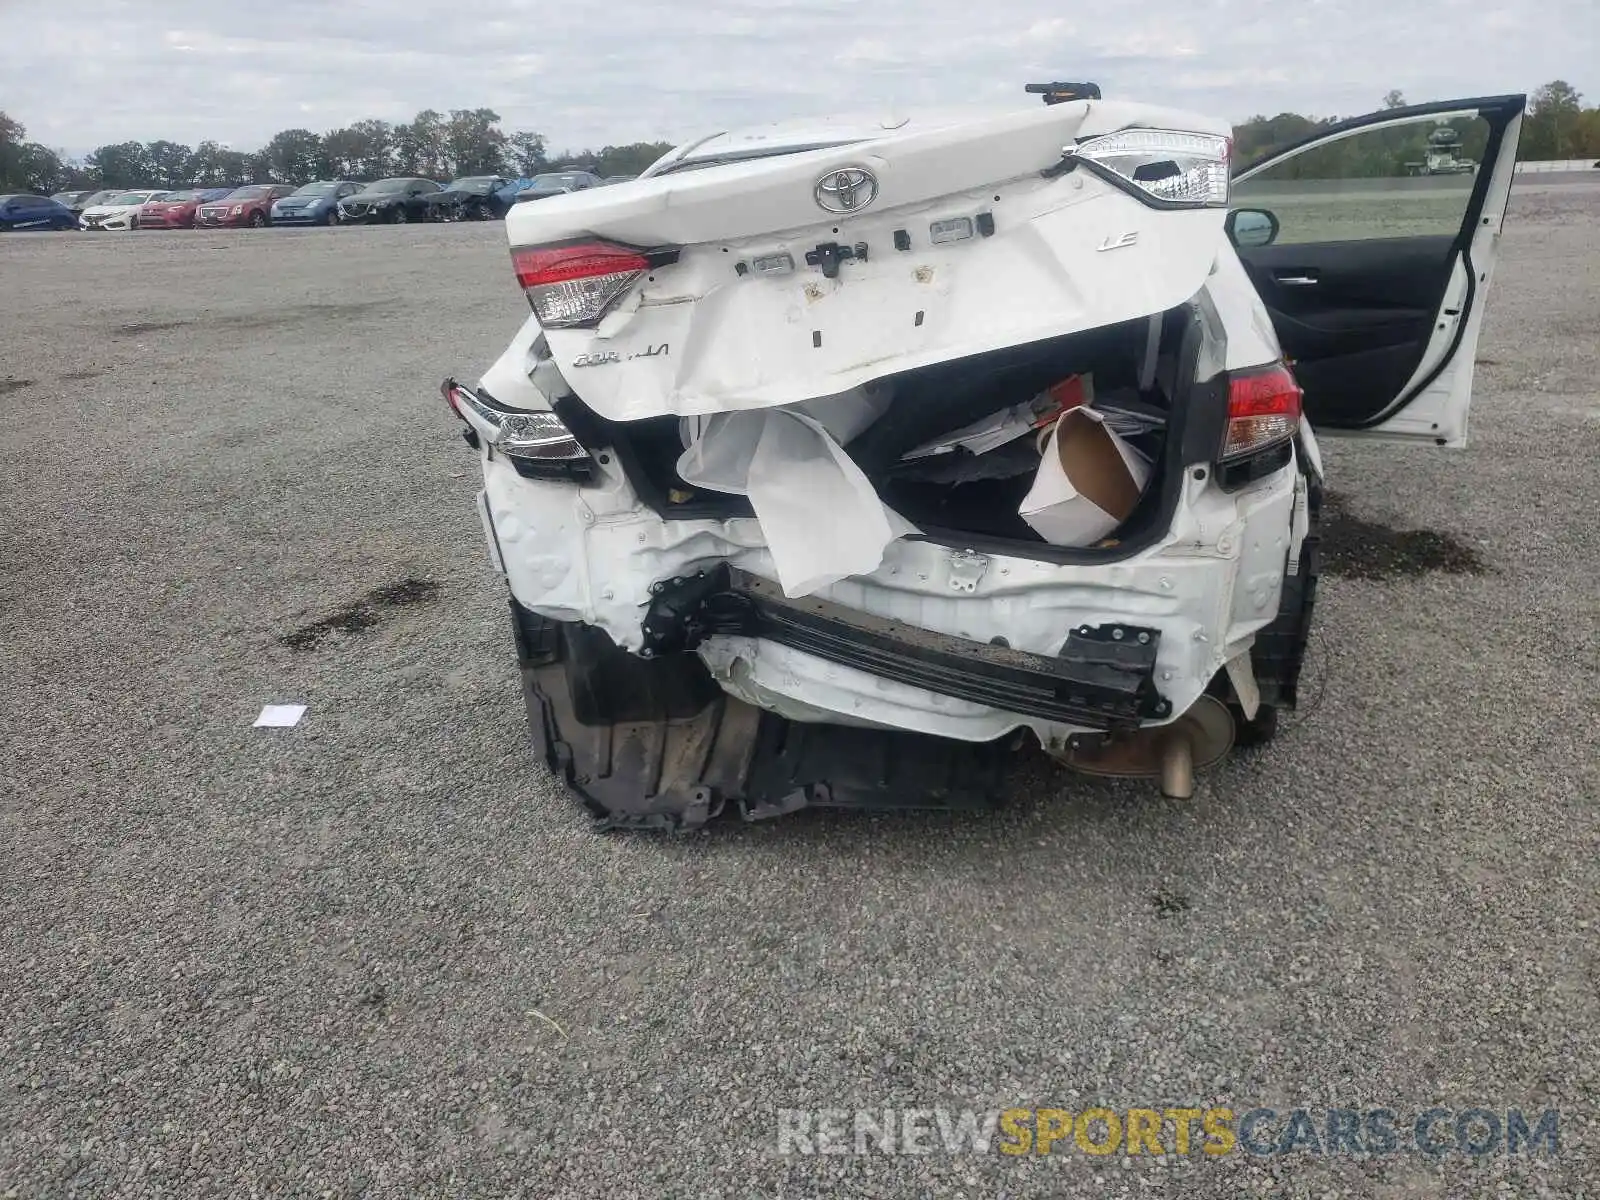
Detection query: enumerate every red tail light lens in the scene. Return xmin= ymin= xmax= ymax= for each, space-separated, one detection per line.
xmin=511 ymin=241 xmax=651 ymax=329
xmin=1221 ymin=362 xmax=1302 ymax=461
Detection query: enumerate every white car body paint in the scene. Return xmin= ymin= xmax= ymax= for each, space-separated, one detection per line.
xmin=470 ymin=95 xmax=1518 ymax=745
xmin=477 ymin=433 xmax=1301 ymax=747
xmin=507 ymin=100 xmax=1230 ymax=420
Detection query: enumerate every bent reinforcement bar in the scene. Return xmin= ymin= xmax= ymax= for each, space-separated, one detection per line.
xmin=639 ymin=566 xmax=1171 ymax=728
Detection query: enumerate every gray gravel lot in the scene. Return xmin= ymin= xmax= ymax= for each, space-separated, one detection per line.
xmin=3 ymin=183 xmax=1599 ymax=1198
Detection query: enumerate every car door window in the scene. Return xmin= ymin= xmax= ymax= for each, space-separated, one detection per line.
xmin=1232 ymin=112 xmax=1490 ymax=245
xmin=1227 ymin=97 xmax=1522 ymax=440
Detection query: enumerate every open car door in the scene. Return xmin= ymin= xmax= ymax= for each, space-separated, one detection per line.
xmin=1228 ymin=95 xmax=1524 ymax=445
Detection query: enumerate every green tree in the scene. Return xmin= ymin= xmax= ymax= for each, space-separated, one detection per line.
xmin=443 ymin=108 xmax=506 ymax=176
xmin=0 ymin=113 xmax=73 ymax=193
xmin=1524 ymin=80 xmax=1584 ymax=159
xmin=1383 ymin=90 xmax=1407 ymax=110
xmin=394 ymin=109 xmax=446 ymax=177
xmin=263 ymin=128 xmax=324 ymax=183
xmin=2 ymin=142 xmax=65 ymax=193
xmin=86 ymin=141 xmax=153 ymax=187
xmin=345 ymin=119 xmax=394 ymax=178
xmin=1232 ymin=113 xmax=1330 ymax=167
xmin=591 ymin=141 xmax=675 ymax=177
xmin=319 ymin=127 xmax=363 ymax=178
xmin=188 ymin=140 xmax=250 ymax=186
xmin=145 ymin=140 xmax=194 ymax=186
xmin=505 ymin=130 xmax=548 ymax=176
xmin=0 ymin=110 xmax=27 ymax=188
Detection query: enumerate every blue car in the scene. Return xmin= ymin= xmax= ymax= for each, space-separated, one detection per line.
xmin=0 ymin=193 xmax=78 ymax=231
xmin=270 ymin=180 xmax=365 ymax=226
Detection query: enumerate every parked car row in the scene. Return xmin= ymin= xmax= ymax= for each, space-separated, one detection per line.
xmin=2 ymin=171 xmax=620 ymax=233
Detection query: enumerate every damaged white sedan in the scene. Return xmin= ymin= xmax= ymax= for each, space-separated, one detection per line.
xmin=443 ymin=84 xmax=1525 ymax=828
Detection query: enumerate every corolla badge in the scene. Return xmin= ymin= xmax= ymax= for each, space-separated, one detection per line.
xmin=814 ymin=167 xmax=879 ymax=214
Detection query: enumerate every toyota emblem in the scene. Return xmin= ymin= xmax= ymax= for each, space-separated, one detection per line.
xmin=814 ymin=167 xmax=879 ymax=214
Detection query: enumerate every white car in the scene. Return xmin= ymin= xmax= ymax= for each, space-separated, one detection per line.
xmin=79 ymin=190 xmax=170 ymax=230
xmin=443 ymin=88 xmax=1525 ymax=828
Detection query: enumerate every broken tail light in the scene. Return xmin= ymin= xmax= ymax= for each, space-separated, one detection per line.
xmin=510 ymin=240 xmax=679 ymax=329
xmin=442 ymin=378 xmax=597 ymax=482
xmin=1069 ymin=129 xmax=1230 ymax=208
xmin=1218 ymin=361 xmax=1302 ymax=474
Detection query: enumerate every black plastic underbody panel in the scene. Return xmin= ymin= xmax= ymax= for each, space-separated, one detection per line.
xmin=513 ymin=601 xmax=1012 ymax=830
xmin=1249 ymin=447 xmax=1323 ymax=707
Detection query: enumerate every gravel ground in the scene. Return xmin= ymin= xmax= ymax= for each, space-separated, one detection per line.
xmin=3 ymin=182 xmax=1598 ymax=1199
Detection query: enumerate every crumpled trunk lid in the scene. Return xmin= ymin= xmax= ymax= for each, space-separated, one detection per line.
xmin=504 ymin=99 xmax=1229 ymax=422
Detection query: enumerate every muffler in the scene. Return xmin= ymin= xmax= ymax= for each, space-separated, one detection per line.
xmin=1052 ymin=695 xmax=1236 ymax=799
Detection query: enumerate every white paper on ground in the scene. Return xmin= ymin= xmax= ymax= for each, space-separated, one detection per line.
xmin=676 ymin=388 xmax=915 ymax=598
xmin=253 ymin=704 xmax=307 ymax=728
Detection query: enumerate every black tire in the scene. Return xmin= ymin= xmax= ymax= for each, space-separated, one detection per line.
xmin=128 ymin=216 xmax=138 ymax=230
xmin=1230 ymin=702 xmax=1280 ymax=748
xmin=324 ymin=208 xmax=339 ymax=226
xmin=248 ymin=211 xmax=266 ymax=228
xmin=1206 ymin=673 xmax=1281 ymax=750
xmin=392 ymin=206 xmax=408 ymax=224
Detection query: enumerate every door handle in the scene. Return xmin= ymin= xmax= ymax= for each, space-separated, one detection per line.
xmin=1275 ymin=274 xmax=1319 ymax=286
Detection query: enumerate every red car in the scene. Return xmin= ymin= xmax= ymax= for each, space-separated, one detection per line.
xmin=137 ymin=187 xmax=234 ymax=229
xmin=194 ymin=184 xmax=296 ymax=228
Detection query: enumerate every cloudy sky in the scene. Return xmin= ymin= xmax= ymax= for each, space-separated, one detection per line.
xmin=2 ymin=0 xmax=1593 ymax=156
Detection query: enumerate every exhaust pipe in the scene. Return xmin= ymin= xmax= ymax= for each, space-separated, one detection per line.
xmin=1158 ymin=727 xmax=1196 ymax=799
xmin=1053 ymin=694 xmax=1234 ymax=797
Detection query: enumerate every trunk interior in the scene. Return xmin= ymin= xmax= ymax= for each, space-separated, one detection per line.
xmin=569 ymin=305 xmax=1194 ymax=559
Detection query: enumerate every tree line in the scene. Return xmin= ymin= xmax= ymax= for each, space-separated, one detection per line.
xmin=1233 ymin=82 xmax=1598 ymax=170
xmin=3 ymin=82 xmax=1597 ymax=196
xmin=0 ymin=106 xmax=672 ymax=193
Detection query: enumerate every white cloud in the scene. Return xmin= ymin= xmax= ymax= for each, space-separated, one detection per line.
xmin=2 ymin=0 xmax=1594 ymax=156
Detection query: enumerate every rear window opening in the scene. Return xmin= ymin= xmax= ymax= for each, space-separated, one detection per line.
xmin=561 ymin=303 xmax=1207 ymax=565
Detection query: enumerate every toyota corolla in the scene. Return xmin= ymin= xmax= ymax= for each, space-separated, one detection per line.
xmin=442 ymin=86 xmax=1525 ymax=828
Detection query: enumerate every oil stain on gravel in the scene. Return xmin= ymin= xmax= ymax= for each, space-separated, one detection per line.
xmin=1 ymin=378 xmax=34 ymax=395
xmin=115 ymin=303 xmax=381 ymax=339
xmin=114 ymin=320 xmax=190 ymax=337
xmin=282 ymin=577 xmax=443 ymax=650
xmin=1152 ymin=889 xmax=1191 ymax=918
xmin=1320 ymin=491 xmax=1489 ymax=580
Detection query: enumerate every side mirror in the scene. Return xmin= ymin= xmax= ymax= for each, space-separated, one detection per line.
xmin=1226 ymin=208 xmax=1280 ymax=248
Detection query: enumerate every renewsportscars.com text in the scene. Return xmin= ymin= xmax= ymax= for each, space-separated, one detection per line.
xmin=776 ymin=1107 xmax=1560 ymax=1158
